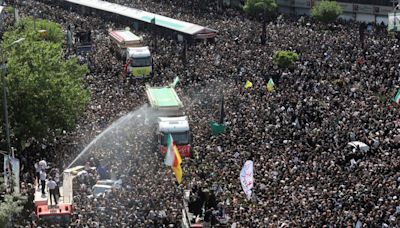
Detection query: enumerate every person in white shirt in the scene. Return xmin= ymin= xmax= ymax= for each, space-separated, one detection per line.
xmin=34 ymin=160 xmax=41 ymax=188
xmin=47 ymin=178 xmax=57 ymax=205
xmin=39 ymin=170 xmax=46 ymax=195
xmin=39 ymin=160 xmax=47 ymax=171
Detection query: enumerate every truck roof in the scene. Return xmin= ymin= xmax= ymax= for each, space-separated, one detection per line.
xmin=127 ymin=46 xmax=151 ymax=58
xmin=146 ymin=86 xmax=183 ymax=108
xmin=158 ymin=116 xmax=189 ymax=132
xmin=109 ymin=30 xmax=142 ymax=47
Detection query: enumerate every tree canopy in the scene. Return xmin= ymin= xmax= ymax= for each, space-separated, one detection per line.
xmin=311 ymin=0 xmax=343 ymax=23
xmin=273 ymin=50 xmax=299 ymax=68
xmin=1 ymin=18 xmax=89 ymax=147
xmin=0 ymin=177 xmax=27 ymax=227
xmin=243 ymin=0 xmax=277 ymax=18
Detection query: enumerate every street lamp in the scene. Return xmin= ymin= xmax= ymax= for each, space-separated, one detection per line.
xmin=1 ymin=37 xmax=25 ymax=158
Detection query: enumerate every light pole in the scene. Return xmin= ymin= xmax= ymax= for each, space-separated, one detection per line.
xmin=1 ymin=38 xmax=25 ymax=157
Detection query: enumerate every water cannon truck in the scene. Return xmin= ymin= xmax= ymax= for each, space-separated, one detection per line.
xmin=145 ymin=84 xmax=191 ymax=157
xmin=34 ymin=166 xmax=85 ymax=224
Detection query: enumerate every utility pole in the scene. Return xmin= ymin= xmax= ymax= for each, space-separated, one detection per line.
xmin=1 ymin=47 xmax=11 ymax=155
xmin=151 ymin=16 xmax=157 ymax=52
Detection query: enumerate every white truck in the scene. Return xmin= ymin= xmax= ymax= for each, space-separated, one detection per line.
xmin=109 ymin=29 xmax=153 ymax=78
xmin=145 ymin=85 xmax=191 ymax=157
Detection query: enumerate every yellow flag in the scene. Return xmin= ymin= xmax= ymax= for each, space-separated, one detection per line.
xmin=244 ymin=80 xmax=253 ymax=89
xmin=172 ymin=165 xmax=182 ymax=184
xmin=267 ymin=78 xmax=274 ymax=92
xmin=172 ymin=146 xmax=182 ymax=184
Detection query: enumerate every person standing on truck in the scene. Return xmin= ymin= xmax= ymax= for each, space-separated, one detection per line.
xmin=34 ymin=160 xmax=41 ymax=188
xmin=47 ymin=178 xmax=58 ymax=206
xmin=39 ymin=170 xmax=47 ymax=195
xmin=50 ymin=168 xmax=61 ymax=197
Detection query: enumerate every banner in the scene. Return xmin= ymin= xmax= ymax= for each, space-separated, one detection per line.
xmin=3 ymin=155 xmax=10 ymax=192
xmin=10 ymin=157 xmax=20 ymax=193
xmin=3 ymin=155 xmax=20 ymax=193
xmin=240 ymin=160 xmax=254 ymax=199
xmin=388 ymin=13 xmax=400 ymax=32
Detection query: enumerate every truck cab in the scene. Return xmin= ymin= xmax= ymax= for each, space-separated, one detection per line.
xmin=146 ymin=85 xmax=191 ymax=157
xmin=157 ymin=117 xmax=191 ymax=157
xmin=126 ymin=46 xmax=153 ymax=77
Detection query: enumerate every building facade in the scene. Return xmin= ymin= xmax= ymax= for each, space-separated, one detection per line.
xmin=277 ymin=0 xmax=395 ymax=24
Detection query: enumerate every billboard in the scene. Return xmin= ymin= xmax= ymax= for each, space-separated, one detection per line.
xmin=388 ymin=13 xmax=400 ymax=31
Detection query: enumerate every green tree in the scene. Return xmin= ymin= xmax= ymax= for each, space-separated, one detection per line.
xmin=311 ymin=0 xmax=342 ymax=23
xmin=1 ymin=18 xmax=89 ymax=149
xmin=0 ymin=177 xmax=27 ymax=227
xmin=3 ymin=18 xmax=64 ymax=45
xmin=243 ymin=0 xmax=277 ymax=45
xmin=4 ymin=6 xmax=14 ymax=14
xmin=273 ymin=50 xmax=299 ymax=68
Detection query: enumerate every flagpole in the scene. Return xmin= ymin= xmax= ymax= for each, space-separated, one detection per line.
xmin=219 ymin=94 xmax=224 ymax=124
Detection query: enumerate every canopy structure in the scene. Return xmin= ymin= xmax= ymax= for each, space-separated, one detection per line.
xmin=66 ymin=0 xmax=217 ymax=39
xmin=146 ymin=86 xmax=183 ymax=108
xmin=109 ymin=30 xmax=142 ymax=48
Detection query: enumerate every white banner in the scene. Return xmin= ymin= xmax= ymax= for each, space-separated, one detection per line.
xmin=240 ymin=160 xmax=254 ymax=199
xmin=10 ymin=157 xmax=20 ymax=193
xmin=3 ymin=155 xmax=20 ymax=193
xmin=3 ymin=155 xmax=10 ymax=191
xmin=388 ymin=13 xmax=400 ymax=32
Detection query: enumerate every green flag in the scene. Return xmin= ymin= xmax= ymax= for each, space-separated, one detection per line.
xmin=210 ymin=121 xmax=225 ymax=136
xmin=394 ymin=90 xmax=400 ymax=104
xmin=170 ymin=76 xmax=180 ymax=88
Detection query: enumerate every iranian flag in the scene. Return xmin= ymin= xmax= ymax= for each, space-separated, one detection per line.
xmin=394 ymin=90 xmax=400 ymax=105
xmin=164 ymin=134 xmax=181 ymax=166
xmin=164 ymin=133 xmax=183 ymax=184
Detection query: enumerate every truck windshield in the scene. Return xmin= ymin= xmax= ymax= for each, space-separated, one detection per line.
xmin=161 ymin=132 xmax=189 ymax=145
xmin=131 ymin=57 xmax=152 ymax=67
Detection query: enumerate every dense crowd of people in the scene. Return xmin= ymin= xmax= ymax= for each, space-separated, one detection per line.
xmin=1 ymin=0 xmax=400 ymax=227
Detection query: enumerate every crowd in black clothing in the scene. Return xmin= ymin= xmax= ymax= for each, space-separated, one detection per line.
xmin=0 ymin=0 xmax=400 ymax=227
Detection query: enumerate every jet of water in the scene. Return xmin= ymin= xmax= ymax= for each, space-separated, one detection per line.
xmin=67 ymin=105 xmax=154 ymax=169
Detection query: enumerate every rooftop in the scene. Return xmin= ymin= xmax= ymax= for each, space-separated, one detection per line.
xmin=146 ymin=87 xmax=183 ymax=108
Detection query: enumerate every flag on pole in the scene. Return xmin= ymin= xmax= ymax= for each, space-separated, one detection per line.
xmin=164 ymin=134 xmax=183 ymax=184
xmin=239 ymin=160 xmax=254 ymax=199
xmin=164 ymin=134 xmax=177 ymax=166
xmin=170 ymin=76 xmax=180 ymax=88
xmin=172 ymin=147 xmax=182 ymax=184
xmin=394 ymin=90 xmax=400 ymax=105
xmin=267 ymin=78 xmax=275 ymax=92
xmin=219 ymin=95 xmax=225 ymax=124
xmin=244 ymin=80 xmax=253 ymax=89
